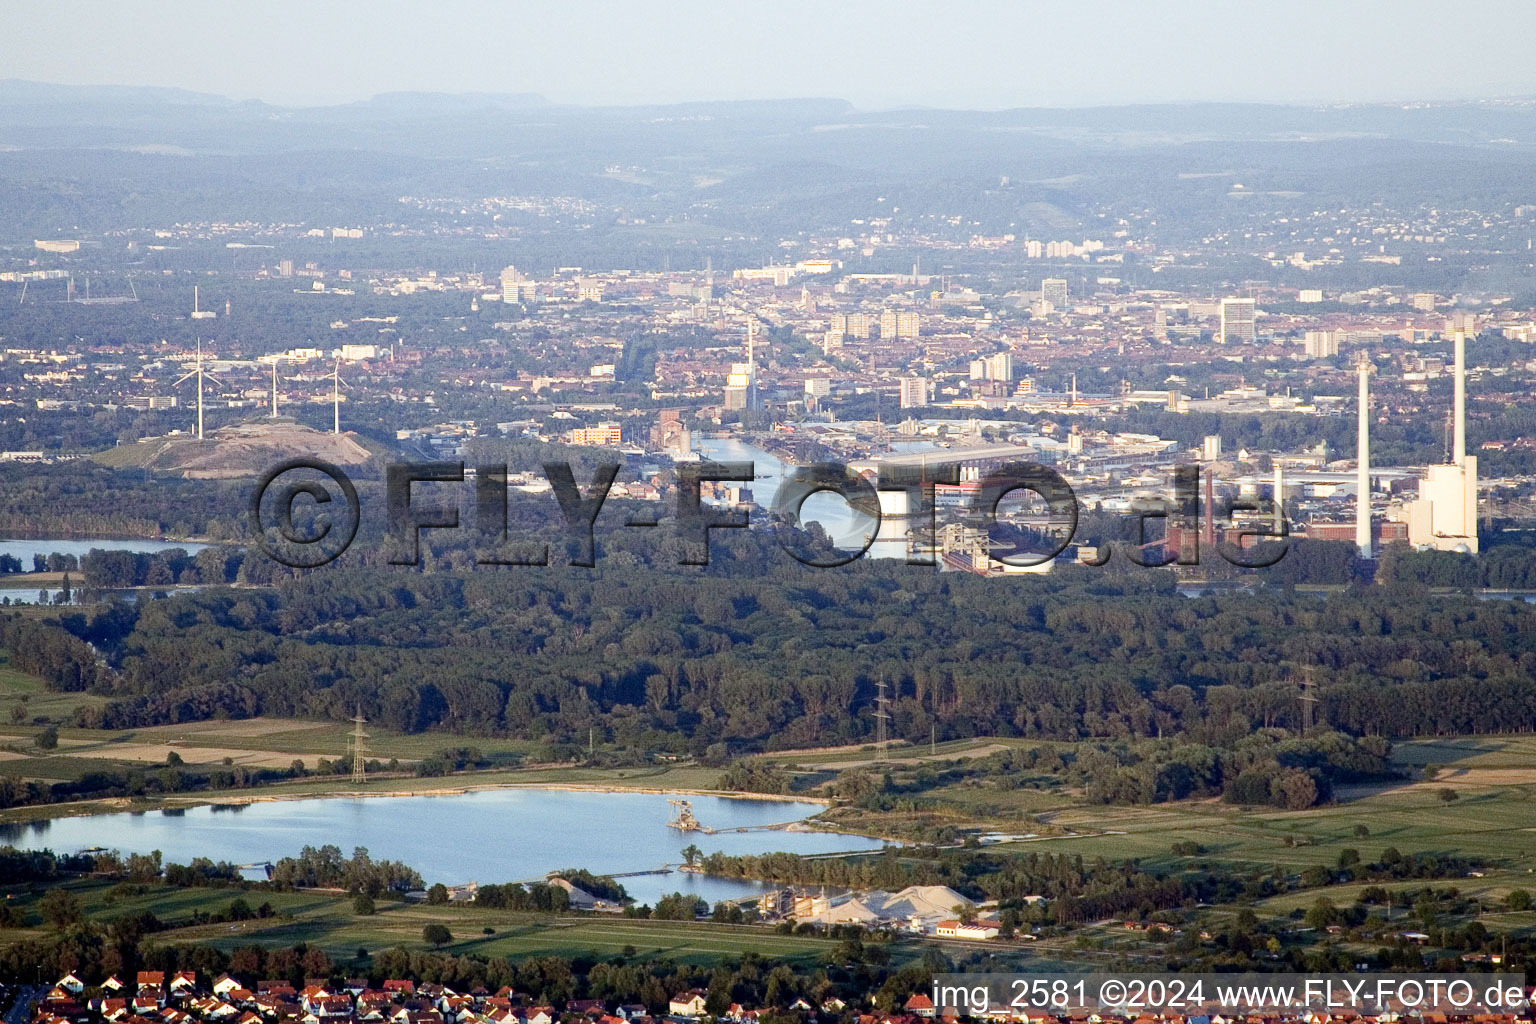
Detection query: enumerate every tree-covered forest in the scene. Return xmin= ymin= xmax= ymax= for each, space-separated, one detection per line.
xmin=775 ymin=730 xmax=1397 ymax=815
xmin=10 ymin=518 xmax=1534 ymax=762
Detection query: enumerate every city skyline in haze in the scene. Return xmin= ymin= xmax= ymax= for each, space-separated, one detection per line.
xmin=5 ymin=0 xmax=1536 ymax=112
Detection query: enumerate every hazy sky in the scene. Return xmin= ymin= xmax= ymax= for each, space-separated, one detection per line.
xmin=5 ymin=0 xmax=1536 ymax=110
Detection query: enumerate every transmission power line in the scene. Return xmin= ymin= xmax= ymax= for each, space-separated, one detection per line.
xmin=1297 ymin=667 xmax=1319 ymax=737
xmin=349 ymin=707 xmax=368 ymax=784
xmin=874 ymin=678 xmax=891 ymax=757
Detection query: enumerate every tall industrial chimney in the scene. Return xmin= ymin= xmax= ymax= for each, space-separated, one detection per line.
xmin=1355 ymin=355 xmax=1372 ymax=559
xmin=1453 ymin=329 xmax=1466 ymax=466
xmin=1203 ymin=468 xmax=1216 ymax=555
xmin=1273 ymin=464 xmax=1284 ymax=534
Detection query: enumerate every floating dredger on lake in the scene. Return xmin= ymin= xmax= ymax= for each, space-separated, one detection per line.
xmin=666 ymin=798 xmax=711 ymax=832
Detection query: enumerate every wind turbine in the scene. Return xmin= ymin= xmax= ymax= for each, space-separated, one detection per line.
xmin=328 ymin=358 xmax=350 ymax=434
xmin=173 ymin=339 xmax=219 ymax=440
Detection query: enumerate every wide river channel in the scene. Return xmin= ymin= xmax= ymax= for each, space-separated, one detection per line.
xmin=0 ymin=789 xmax=890 ymax=906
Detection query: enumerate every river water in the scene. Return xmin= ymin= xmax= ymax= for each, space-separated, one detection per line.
xmin=0 ymin=537 xmax=210 ymax=605
xmin=0 ymin=535 xmax=889 ymax=900
xmin=0 ymin=537 xmax=208 ymax=564
xmin=695 ymin=438 xmax=939 ymax=556
xmin=0 ymin=788 xmax=888 ymax=906
xmin=695 ymin=437 xmax=865 ymax=542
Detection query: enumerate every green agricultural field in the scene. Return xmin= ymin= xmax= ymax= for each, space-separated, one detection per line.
xmin=819 ymin=732 xmax=1536 ymax=875
xmin=998 ymin=782 xmax=1536 ymax=872
xmin=36 ymin=718 xmax=540 ymax=766
xmin=0 ymin=878 xmax=329 ymax=931
xmin=163 ymin=896 xmax=847 ymax=966
xmin=1393 ymin=735 xmax=1536 ymax=772
xmin=0 ymin=879 xmax=852 ymax=968
xmin=1249 ymin=870 xmax=1536 ymax=916
xmin=0 ymin=652 xmax=110 ymax=725
xmin=0 ymin=754 xmax=139 ymax=783
xmin=412 ymin=917 xmax=847 ymax=965
xmin=760 ymin=736 xmax=1062 ymax=770
xmin=224 ymin=763 xmax=732 ymax=802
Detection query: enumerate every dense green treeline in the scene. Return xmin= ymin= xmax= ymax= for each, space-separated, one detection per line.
xmin=1379 ymin=542 xmax=1536 ymax=590
xmin=794 ymin=730 xmax=1395 ymax=813
xmin=0 ymin=616 xmax=107 ymax=691
xmin=1 ymin=479 xmax=1532 ymax=764
xmin=267 ymin=844 xmax=423 ymax=894
xmin=696 ymin=844 xmax=1483 ymax=925
xmin=28 ymin=555 xmax=1536 ymax=751
xmin=0 ymin=463 xmax=251 ymax=539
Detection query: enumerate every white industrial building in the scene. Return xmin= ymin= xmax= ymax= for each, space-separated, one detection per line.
xmin=1402 ymin=330 xmax=1479 ymax=553
xmin=794 ymin=885 xmax=976 ymax=933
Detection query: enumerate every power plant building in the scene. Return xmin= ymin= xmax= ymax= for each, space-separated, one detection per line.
xmin=1403 ymin=330 xmax=1478 ymax=553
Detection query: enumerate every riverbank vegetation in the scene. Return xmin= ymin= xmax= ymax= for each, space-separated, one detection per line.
xmin=4 ymin=816 xmax=1536 ymax=990
xmin=0 ymin=863 xmax=929 ymax=1005
xmin=3 ymin=734 xmax=1536 ymax=982
xmin=12 ymin=561 xmax=1536 ymax=758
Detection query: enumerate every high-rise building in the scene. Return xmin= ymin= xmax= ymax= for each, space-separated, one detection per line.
xmin=500 ymin=266 xmax=537 ymax=302
xmin=1041 ymin=278 xmax=1068 ymax=310
xmin=499 ymin=266 xmax=523 ymax=302
xmin=898 ymin=376 xmax=930 ymax=409
xmin=1303 ymin=330 xmax=1338 ymax=359
xmin=832 ymin=313 xmax=873 ymax=339
xmin=803 ymin=378 xmax=831 ymax=400
xmin=1445 ymin=310 xmax=1477 ymax=335
xmin=879 ymin=309 xmax=921 ymax=339
xmin=969 ymin=354 xmax=1012 ymax=382
xmin=1219 ymin=297 xmax=1257 ymax=344
xmin=1411 ymin=292 xmax=1437 ymax=312
xmin=1297 ymin=289 xmax=1324 ymax=303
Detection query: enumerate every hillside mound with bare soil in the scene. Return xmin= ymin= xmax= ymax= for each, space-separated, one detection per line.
xmin=95 ymin=421 xmax=375 ymax=478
